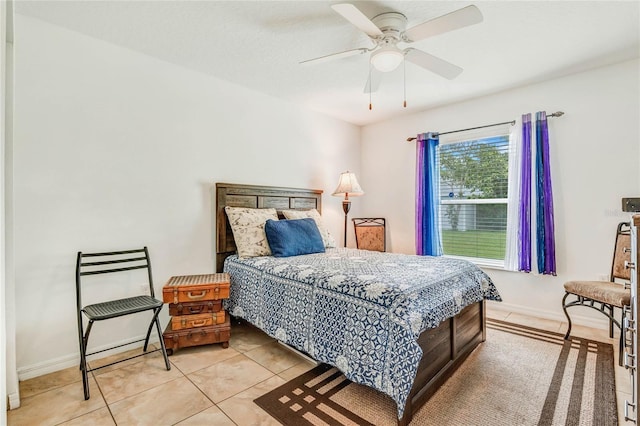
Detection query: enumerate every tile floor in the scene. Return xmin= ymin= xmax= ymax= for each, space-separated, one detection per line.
xmin=7 ymin=308 xmax=634 ymax=425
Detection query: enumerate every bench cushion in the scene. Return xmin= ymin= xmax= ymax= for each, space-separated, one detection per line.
xmin=564 ymin=280 xmax=630 ymax=307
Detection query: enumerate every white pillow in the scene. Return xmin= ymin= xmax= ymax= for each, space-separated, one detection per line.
xmin=225 ymin=207 xmax=279 ymax=258
xmin=282 ymin=209 xmax=336 ymax=248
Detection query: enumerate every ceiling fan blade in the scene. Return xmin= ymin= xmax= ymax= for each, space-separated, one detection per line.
xmin=403 ymin=5 xmax=483 ymax=42
xmin=299 ymin=48 xmax=369 ymax=65
xmin=331 ymin=3 xmax=383 ymax=37
xmin=405 ymin=48 xmax=463 ymax=80
xmin=363 ymin=69 xmax=383 ymax=93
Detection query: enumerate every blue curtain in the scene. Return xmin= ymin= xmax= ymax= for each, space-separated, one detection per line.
xmin=416 ymin=133 xmax=442 ymax=256
xmin=535 ymin=111 xmax=556 ymax=275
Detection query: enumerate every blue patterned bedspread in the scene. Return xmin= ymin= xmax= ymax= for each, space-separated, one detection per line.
xmin=223 ymin=248 xmax=501 ymax=418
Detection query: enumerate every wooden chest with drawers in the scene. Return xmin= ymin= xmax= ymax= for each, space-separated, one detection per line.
xmin=162 ymin=273 xmax=231 ymax=354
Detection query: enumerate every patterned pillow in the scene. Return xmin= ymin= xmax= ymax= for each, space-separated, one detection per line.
xmin=224 ymin=207 xmax=279 ymax=258
xmin=282 ymin=209 xmax=336 ymax=248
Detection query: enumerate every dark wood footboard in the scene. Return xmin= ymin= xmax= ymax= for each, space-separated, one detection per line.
xmin=399 ymin=299 xmax=486 ymax=426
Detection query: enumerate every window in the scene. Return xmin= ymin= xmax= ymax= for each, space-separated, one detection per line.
xmin=438 ymin=134 xmax=510 ymax=265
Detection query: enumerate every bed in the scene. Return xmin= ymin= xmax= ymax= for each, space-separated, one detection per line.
xmin=215 ymin=182 xmax=501 ymax=425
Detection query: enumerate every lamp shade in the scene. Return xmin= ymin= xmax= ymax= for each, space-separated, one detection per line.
xmin=370 ymin=46 xmax=404 ymax=73
xmin=332 ymin=171 xmax=364 ymax=197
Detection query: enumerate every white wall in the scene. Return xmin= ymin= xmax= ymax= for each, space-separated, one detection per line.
xmin=12 ymin=14 xmax=361 ymax=378
xmin=5 ymin=39 xmax=18 ymax=411
xmin=11 ymin=11 xmax=638 ymax=383
xmin=1 ymin=0 xmax=8 ymax=417
xmin=361 ymin=59 xmax=640 ymax=324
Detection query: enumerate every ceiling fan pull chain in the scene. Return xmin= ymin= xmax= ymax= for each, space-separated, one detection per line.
xmin=369 ymin=62 xmax=373 ymax=110
xmin=403 ymin=58 xmax=407 ymax=108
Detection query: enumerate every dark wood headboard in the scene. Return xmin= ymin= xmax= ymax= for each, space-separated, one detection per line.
xmin=215 ymin=182 xmax=324 ymax=272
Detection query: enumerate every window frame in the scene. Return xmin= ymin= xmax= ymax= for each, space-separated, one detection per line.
xmin=437 ymin=132 xmax=511 ymax=268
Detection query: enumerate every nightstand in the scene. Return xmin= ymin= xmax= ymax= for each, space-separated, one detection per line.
xmin=161 ymin=273 xmax=231 ymax=354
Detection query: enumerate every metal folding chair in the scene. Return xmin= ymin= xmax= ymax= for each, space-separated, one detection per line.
xmin=76 ymin=247 xmax=170 ymax=399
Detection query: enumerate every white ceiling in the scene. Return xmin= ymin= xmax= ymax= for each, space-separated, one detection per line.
xmin=14 ymin=1 xmax=640 ymax=126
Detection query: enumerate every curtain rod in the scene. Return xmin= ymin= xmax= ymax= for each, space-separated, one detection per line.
xmin=406 ymin=111 xmax=565 ymax=142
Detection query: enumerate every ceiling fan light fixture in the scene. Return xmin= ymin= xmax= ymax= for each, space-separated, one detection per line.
xmin=370 ymin=46 xmax=404 ymax=72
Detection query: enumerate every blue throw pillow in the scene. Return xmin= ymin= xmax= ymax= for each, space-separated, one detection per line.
xmin=264 ymin=218 xmax=326 ymax=257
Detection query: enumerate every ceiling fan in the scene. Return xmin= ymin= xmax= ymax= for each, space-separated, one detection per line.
xmin=300 ymin=3 xmax=483 ymax=93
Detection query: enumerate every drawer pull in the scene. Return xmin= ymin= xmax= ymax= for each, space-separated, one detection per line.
xmin=625 ymin=305 xmax=635 ymax=322
xmin=625 ymin=400 xmax=636 ymax=423
xmin=187 ymin=290 xmax=208 ymax=300
xmin=625 ymin=260 xmax=636 ymax=270
xmin=625 ymin=353 xmax=637 ymax=370
xmin=181 ymin=318 xmax=209 ymax=328
xmin=626 ymin=318 xmax=636 ymax=333
xmin=626 ymin=332 xmax=635 ymax=347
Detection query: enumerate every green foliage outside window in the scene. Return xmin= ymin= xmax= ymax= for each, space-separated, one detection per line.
xmin=439 ymin=135 xmax=509 ymax=260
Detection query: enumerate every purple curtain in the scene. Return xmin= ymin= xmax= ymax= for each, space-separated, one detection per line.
xmin=535 ymin=111 xmax=556 ymax=275
xmin=415 ymin=133 xmax=442 ymax=256
xmin=518 ymin=114 xmax=532 ymax=272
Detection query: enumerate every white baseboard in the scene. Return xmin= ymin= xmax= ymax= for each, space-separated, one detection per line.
xmin=8 ymin=391 xmax=21 ymax=410
xmin=17 ymin=352 xmax=79 ymax=381
xmin=17 ymin=335 xmax=159 ymax=381
xmin=487 ymin=300 xmax=611 ymax=331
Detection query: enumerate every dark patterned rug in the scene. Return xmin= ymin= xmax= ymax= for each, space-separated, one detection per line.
xmin=255 ymin=319 xmax=618 ymax=426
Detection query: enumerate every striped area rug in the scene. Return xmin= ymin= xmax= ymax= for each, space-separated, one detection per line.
xmin=254 ymin=319 xmax=618 ymax=426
